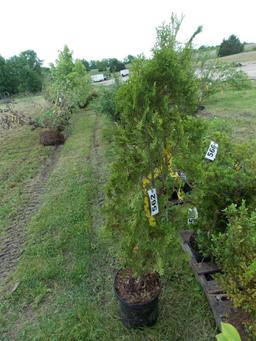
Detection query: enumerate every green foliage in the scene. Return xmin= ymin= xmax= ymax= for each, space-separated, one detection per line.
xmin=84 ymin=57 xmax=127 ymax=73
xmin=105 ymin=15 xmax=202 ymax=276
xmin=218 ymin=35 xmax=244 ymax=57
xmin=34 ymin=108 xmax=70 ymax=130
xmin=45 ymin=46 xmax=91 ymax=108
xmin=43 ymin=46 xmax=91 ymax=129
xmin=124 ymin=54 xmax=135 ymax=64
xmin=108 ymin=58 xmax=125 ymax=72
xmin=0 ymin=50 xmax=43 ymax=96
xmin=187 ymin=133 xmax=256 ymax=255
xmin=212 ymin=202 xmax=256 ymax=323
xmin=216 ymin=322 xmax=241 ymax=341
xmin=96 ymin=85 xmax=120 ymax=121
xmin=81 ymin=59 xmax=90 ymax=71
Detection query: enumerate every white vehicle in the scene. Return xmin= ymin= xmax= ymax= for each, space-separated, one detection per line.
xmin=120 ymin=69 xmax=129 ymax=77
xmin=91 ymin=74 xmax=105 ymax=82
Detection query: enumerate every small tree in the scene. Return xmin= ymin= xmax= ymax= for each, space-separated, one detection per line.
xmin=218 ymin=35 xmax=244 ymax=57
xmin=42 ymin=46 xmax=91 ymax=129
xmin=105 ymin=15 xmax=201 ymax=280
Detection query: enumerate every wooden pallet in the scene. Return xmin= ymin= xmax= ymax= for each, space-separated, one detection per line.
xmin=180 ymin=230 xmax=248 ymax=340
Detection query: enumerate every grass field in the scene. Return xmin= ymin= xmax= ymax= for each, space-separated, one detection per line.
xmin=0 ymin=107 xmax=216 ymax=340
xmin=203 ymin=82 xmax=256 ymax=141
xmin=0 ymin=95 xmax=50 ymax=118
xmin=220 ymin=50 xmax=256 ymax=63
xmin=1 ymin=86 xmax=256 ymax=339
xmin=0 ymin=96 xmax=54 ymax=240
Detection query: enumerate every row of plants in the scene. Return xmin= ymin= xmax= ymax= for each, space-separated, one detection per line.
xmin=102 ymin=15 xmax=256 ymax=339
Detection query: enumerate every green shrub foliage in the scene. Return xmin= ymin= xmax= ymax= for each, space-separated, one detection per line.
xmin=184 ymin=130 xmax=256 ymax=256
xmin=212 ymin=202 xmax=256 ymax=334
xmin=97 ymin=85 xmax=120 ymax=121
xmin=218 ymin=35 xmax=244 ymax=57
xmin=181 ymin=130 xmax=256 ymax=336
xmin=43 ymin=46 xmax=91 ymax=129
xmin=105 ymin=15 xmax=202 ymax=276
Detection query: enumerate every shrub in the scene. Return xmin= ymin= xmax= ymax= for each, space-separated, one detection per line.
xmin=97 ymin=85 xmax=120 ymax=121
xmin=212 ymin=202 xmax=256 ymax=336
xmin=218 ymin=35 xmax=244 ymax=57
xmin=188 ymin=136 xmax=256 ymax=256
xmin=34 ymin=108 xmax=71 ymax=131
xmin=105 ymin=14 xmax=202 ymax=276
xmin=43 ymin=46 xmax=92 ymax=130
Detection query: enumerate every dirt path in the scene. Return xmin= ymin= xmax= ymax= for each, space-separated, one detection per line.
xmin=0 ymin=148 xmax=61 ymax=291
xmin=90 ymin=114 xmax=106 ymax=233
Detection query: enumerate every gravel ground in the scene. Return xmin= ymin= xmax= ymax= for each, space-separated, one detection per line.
xmin=241 ymin=61 xmax=256 ymax=80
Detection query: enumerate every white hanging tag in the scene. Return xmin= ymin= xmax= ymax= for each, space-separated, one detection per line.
xmin=188 ymin=207 xmax=198 ymax=225
xmin=205 ymin=141 xmax=218 ymax=161
xmin=179 ymin=171 xmax=187 ymax=182
xmin=147 ymin=188 xmax=159 ymax=216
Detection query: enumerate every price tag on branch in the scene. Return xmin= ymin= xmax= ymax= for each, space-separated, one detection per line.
xmin=178 ymin=171 xmax=187 ymax=182
xmin=188 ymin=207 xmax=198 ymax=225
xmin=205 ymin=141 xmax=218 ymax=161
xmin=147 ymin=188 xmax=159 ymax=216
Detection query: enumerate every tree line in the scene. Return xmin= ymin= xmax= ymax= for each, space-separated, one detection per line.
xmin=0 ymin=50 xmax=43 ymax=96
xmin=81 ymin=55 xmax=135 ymax=72
xmin=0 ymin=33 xmax=246 ymax=99
xmin=0 ymin=50 xmax=135 ymax=98
xmin=198 ymin=34 xmax=245 ymax=57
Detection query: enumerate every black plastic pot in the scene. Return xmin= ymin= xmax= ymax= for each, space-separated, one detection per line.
xmin=114 ymin=272 xmax=160 ymax=328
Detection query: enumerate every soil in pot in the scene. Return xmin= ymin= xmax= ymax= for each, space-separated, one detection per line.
xmin=114 ymin=269 xmax=161 ymax=328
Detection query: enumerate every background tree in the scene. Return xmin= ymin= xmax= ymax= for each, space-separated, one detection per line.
xmin=96 ymin=59 xmax=108 ymax=72
xmin=0 ymin=50 xmax=43 ymax=96
xmin=124 ymin=54 xmax=135 ymax=64
xmin=108 ymin=58 xmax=125 ymax=72
xmin=0 ymin=56 xmax=8 ymax=95
xmin=43 ymin=45 xmax=91 ymax=125
xmin=218 ymin=34 xmax=244 ymax=57
xmin=89 ymin=60 xmax=97 ymax=70
xmin=81 ymin=59 xmax=90 ymax=71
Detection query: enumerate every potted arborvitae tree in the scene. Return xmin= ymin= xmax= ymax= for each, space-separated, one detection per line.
xmin=105 ymin=15 xmax=203 ymax=328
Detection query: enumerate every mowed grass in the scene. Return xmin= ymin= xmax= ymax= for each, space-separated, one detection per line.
xmin=203 ymin=83 xmax=256 ymax=141
xmin=0 ymin=95 xmax=50 ymax=118
xmin=0 ymin=109 xmax=216 ymax=340
xmin=220 ymin=50 xmax=256 ymax=63
xmin=0 ymin=96 xmax=54 ymax=238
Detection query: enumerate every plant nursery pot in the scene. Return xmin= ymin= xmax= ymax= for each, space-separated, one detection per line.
xmin=114 ymin=270 xmax=160 ymax=329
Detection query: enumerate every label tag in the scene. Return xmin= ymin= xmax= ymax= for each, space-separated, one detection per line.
xmin=178 ymin=171 xmax=187 ymax=182
xmin=147 ymin=188 xmax=159 ymax=216
xmin=188 ymin=207 xmax=198 ymax=225
xmin=205 ymin=141 xmax=218 ymax=161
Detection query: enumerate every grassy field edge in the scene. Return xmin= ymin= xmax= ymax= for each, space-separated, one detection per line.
xmin=0 ymin=109 xmax=216 ymax=340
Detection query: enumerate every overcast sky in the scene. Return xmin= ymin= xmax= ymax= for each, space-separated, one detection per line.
xmin=0 ymin=0 xmax=255 ymax=66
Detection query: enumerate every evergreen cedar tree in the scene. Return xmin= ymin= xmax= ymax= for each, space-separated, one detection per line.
xmin=218 ymin=34 xmax=244 ymax=57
